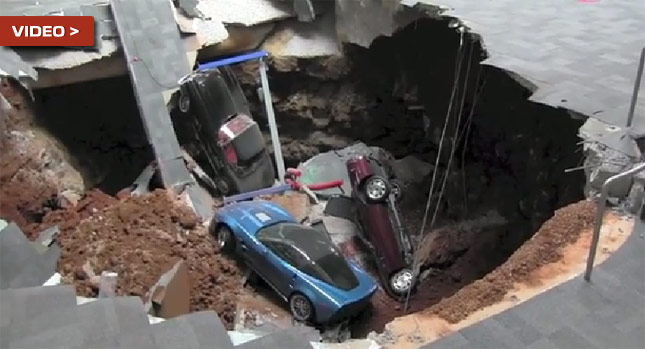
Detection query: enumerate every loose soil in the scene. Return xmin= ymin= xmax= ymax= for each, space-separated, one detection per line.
xmin=31 ymin=190 xmax=243 ymax=328
xmin=0 ymin=78 xmax=85 ymax=233
xmin=355 ymin=200 xmax=596 ymax=335
xmin=425 ymin=199 xmax=596 ymax=323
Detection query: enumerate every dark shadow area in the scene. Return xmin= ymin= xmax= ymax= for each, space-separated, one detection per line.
xmin=33 ymin=76 xmax=153 ymax=195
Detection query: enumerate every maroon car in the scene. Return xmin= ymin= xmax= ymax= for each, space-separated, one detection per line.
xmin=346 ymin=155 xmax=415 ymax=298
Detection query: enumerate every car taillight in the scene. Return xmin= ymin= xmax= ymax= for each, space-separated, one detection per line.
xmin=224 ymin=145 xmax=237 ymax=165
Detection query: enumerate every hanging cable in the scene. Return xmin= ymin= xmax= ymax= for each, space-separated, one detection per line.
xmin=429 ymin=38 xmax=474 ymax=230
xmin=405 ymin=27 xmax=467 ymax=312
xmin=417 ymin=28 xmax=467 ymax=239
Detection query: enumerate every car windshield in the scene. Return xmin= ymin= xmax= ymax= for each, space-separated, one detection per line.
xmin=257 ymin=223 xmax=359 ymax=291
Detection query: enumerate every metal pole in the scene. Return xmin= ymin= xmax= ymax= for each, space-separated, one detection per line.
xmin=584 ymin=162 xmax=645 ymax=281
xmin=626 ymin=47 xmax=645 ymax=128
xmin=258 ymin=57 xmax=286 ymax=183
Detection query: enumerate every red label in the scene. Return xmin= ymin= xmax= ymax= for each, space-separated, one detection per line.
xmin=0 ymin=16 xmax=94 ymax=47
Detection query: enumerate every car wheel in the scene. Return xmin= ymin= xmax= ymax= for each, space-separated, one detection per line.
xmin=178 ymin=93 xmax=190 ymax=113
xmin=364 ymin=176 xmax=389 ymax=202
xmin=389 ymin=269 xmax=414 ymax=295
xmin=390 ymin=180 xmax=403 ymax=202
xmin=289 ymin=293 xmax=314 ymax=323
xmin=216 ymin=178 xmax=231 ymax=196
xmin=216 ymin=225 xmax=235 ymax=253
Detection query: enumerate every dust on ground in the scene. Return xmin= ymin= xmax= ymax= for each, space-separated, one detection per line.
xmin=30 ymin=189 xmax=244 ymax=328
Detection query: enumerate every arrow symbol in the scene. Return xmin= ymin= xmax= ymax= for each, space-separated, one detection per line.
xmin=70 ymin=27 xmax=79 ymax=36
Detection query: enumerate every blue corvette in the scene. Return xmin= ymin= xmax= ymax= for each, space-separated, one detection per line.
xmin=210 ymin=200 xmax=378 ymax=324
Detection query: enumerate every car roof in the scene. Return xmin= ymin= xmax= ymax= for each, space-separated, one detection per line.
xmin=218 ymin=200 xmax=296 ymax=233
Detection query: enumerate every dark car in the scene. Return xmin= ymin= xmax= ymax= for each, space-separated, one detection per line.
xmin=346 ymin=155 xmax=415 ymax=298
xmin=177 ymin=66 xmax=274 ymax=195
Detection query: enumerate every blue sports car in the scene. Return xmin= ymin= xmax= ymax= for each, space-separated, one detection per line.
xmin=210 ymin=200 xmax=378 ymax=324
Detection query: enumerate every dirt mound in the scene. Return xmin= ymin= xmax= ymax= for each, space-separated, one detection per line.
xmin=425 ymin=199 xmax=596 ymax=323
xmin=50 ymin=190 xmax=242 ymax=327
xmin=354 ymin=200 xmax=595 ymax=335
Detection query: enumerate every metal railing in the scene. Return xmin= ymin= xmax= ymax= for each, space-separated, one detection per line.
xmin=584 ymin=162 xmax=645 ymax=281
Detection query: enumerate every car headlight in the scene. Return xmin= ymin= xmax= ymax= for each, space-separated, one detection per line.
xmin=365 ymin=177 xmax=388 ymax=201
xmin=390 ymin=269 xmax=414 ymax=294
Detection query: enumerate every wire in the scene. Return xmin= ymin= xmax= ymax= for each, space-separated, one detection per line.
xmin=405 ymin=29 xmax=467 ymax=311
xmin=417 ymin=30 xmax=466 ymax=239
xmin=426 ymin=42 xmax=473 ymax=232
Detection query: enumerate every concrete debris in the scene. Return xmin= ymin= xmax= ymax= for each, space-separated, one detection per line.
xmin=34 ymin=225 xmax=59 ymax=247
xmin=199 ymin=23 xmax=275 ymax=57
xmin=144 ymin=260 xmax=191 ymax=319
xmin=581 ymin=121 xmax=645 ymax=214
xmin=14 ymin=40 xmax=119 ymax=70
xmin=335 ymin=0 xmax=422 ymax=47
xmin=265 ymin=191 xmax=312 ymax=223
xmin=298 ymin=142 xmax=390 ymax=197
xmin=98 ymin=271 xmax=118 ymax=298
xmin=0 ymin=47 xmax=38 ymax=81
xmin=263 ymin=12 xmax=341 ymax=59
xmin=197 ymin=0 xmax=295 ymax=26
xmin=176 ymin=0 xmax=201 ymax=18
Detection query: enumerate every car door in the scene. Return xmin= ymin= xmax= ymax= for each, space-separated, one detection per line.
xmin=257 ymin=240 xmax=299 ymax=297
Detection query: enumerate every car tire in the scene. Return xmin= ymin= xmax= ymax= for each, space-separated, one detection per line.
xmin=390 ymin=180 xmax=403 ymax=202
xmin=388 ymin=268 xmax=414 ymax=296
xmin=215 ymin=225 xmax=235 ymax=253
xmin=289 ymin=293 xmax=314 ymax=323
xmin=364 ymin=176 xmax=390 ymax=203
xmin=178 ymin=93 xmax=190 ymax=113
xmin=216 ymin=178 xmax=232 ymax=196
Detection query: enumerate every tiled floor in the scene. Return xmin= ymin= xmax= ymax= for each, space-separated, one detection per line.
xmin=412 ymin=0 xmax=645 ymax=134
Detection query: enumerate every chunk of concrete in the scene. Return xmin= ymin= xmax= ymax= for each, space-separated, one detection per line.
xmin=266 ymin=192 xmax=311 ymax=223
xmin=335 ymin=0 xmax=421 ymax=47
xmin=145 ymin=260 xmax=190 ymax=319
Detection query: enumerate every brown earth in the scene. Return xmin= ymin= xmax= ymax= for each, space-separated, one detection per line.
xmin=425 ymin=199 xmax=596 ymax=323
xmin=31 ymin=190 xmax=243 ymax=328
xmin=0 ymin=78 xmax=85 ymax=232
xmin=356 ymin=200 xmax=596 ymax=335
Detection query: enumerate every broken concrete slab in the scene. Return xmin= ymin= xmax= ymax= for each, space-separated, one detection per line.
xmin=199 ymin=23 xmax=275 ymax=58
xmin=266 ymin=192 xmax=312 ymax=223
xmin=0 ymin=47 xmax=38 ymax=81
xmin=198 ymin=0 xmax=295 ymax=26
xmin=298 ymin=142 xmax=386 ymax=197
xmin=144 ymin=260 xmax=191 ymax=319
xmin=335 ymin=0 xmax=422 ymax=48
xmin=263 ymin=12 xmax=341 ymax=59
